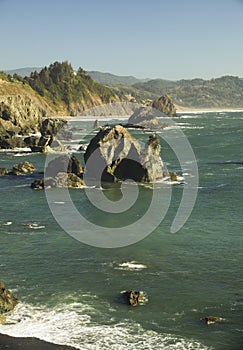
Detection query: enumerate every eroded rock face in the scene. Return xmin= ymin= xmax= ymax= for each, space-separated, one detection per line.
xmin=55 ymin=172 xmax=85 ymax=188
xmin=152 ymin=94 xmax=177 ymax=117
xmin=0 ymin=281 xmax=18 ymax=315
xmin=84 ymin=125 xmax=163 ymax=183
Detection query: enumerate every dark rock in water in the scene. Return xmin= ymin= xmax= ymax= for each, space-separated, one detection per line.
xmin=84 ymin=125 xmax=164 ymax=183
xmin=200 ymin=316 xmax=225 ymax=325
xmin=0 ymin=281 xmax=18 ymax=316
xmin=152 ymin=94 xmax=177 ymax=117
xmin=10 ymin=161 xmax=35 ymax=175
xmin=0 ymin=168 xmax=8 ymax=176
xmin=31 ymin=177 xmax=56 ymax=189
xmin=122 ymin=290 xmax=147 ymax=306
xmin=93 ymin=119 xmax=99 ymax=129
xmin=45 ymin=155 xmax=83 ymax=178
xmin=55 ymin=172 xmax=85 ymax=188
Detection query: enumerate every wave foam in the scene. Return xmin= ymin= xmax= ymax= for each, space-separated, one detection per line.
xmin=0 ymin=302 xmax=211 ymax=350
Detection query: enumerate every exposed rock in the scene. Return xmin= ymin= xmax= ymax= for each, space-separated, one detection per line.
xmin=128 ymin=95 xmax=176 ymax=130
xmin=200 ymin=316 xmax=225 ymax=325
xmin=0 ymin=281 xmax=18 ymax=315
xmin=55 ymin=172 xmax=85 ymax=188
xmin=84 ymin=125 xmax=164 ymax=183
xmin=128 ymin=106 xmax=165 ymax=130
xmin=0 ymin=168 xmax=8 ymax=176
xmin=121 ymin=290 xmax=147 ymax=306
xmin=45 ymin=155 xmax=83 ymax=178
xmin=31 ymin=177 xmax=56 ymax=189
xmin=11 ymin=161 xmax=35 ymax=175
xmin=152 ymin=94 xmax=177 ymax=117
xmin=40 ymin=118 xmax=67 ymax=137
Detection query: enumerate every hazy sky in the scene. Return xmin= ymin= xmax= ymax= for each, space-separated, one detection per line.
xmin=1 ymin=0 xmax=243 ymax=80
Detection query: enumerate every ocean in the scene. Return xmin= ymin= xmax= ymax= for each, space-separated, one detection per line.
xmin=0 ymin=111 xmax=243 ymax=349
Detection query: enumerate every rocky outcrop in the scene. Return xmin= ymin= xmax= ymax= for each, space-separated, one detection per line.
xmin=152 ymin=94 xmax=177 ymax=117
xmin=0 ymin=281 xmax=18 ymax=315
xmin=45 ymin=155 xmax=83 ymax=178
xmin=10 ymin=161 xmax=35 ymax=175
xmin=24 ymin=118 xmax=68 ymax=153
xmin=128 ymin=95 xmax=177 ymax=130
xmin=31 ymin=155 xmax=84 ymax=189
xmin=84 ymin=125 xmax=163 ymax=182
xmin=200 ymin=316 xmax=225 ymax=325
xmin=0 ymin=78 xmax=53 ymax=149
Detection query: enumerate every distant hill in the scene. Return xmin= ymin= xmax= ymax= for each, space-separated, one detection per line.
xmin=113 ymin=76 xmax=243 ymax=109
xmin=5 ymin=67 xmax=42 ymax=77
xmin=88 ymin=71 xmax=150 ymax=86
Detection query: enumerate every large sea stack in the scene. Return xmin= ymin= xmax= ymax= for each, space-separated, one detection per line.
xmin=84 ymin=125 xmax=163 ymax=183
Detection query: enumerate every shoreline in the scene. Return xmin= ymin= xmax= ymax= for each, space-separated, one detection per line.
xmin=176 ymin=107 xmax=243 ymax=113
xmin=0 ymin=333 xmax=77 ymax=350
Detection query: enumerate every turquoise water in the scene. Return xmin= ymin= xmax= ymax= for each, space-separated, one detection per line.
xmin=0 ymin=112 xmax=243 ymax=349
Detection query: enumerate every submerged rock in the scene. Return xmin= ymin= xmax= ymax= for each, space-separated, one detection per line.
xmin=84 ymin=125 xmax=164 ymax=183
xmin=121 ymin=290 xmax=147 ymax=306
xmin=0 ymin=281 xmax=18 ymax=315
xmin=200 ymin=316 xmax=225 ymax=325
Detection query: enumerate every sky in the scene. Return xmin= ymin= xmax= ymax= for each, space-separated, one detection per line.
xmin=1 ymin=0 xmax=243 ymax=80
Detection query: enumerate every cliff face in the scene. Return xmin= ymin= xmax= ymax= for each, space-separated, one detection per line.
xmin=0 ymin=79 xmax=53 ymax=136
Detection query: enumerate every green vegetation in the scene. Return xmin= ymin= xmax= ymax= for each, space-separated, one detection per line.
xmin=22 ymin=61 xmax=117 ymax=112
xmin=117 ymin=75 xmax=243 ymax=108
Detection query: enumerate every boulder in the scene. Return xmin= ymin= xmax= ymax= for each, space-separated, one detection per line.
xmin=31 ymin=177 xmax=56 ymax=189
xmin=45 ymin=155 xmax=83 ymax=178
xmin=84 ymin=125 xmax=164 ymax=183
xmin=122 ymin=290 xmax=147 ymax=306
xmin=152 ymin=94 xmax=177 ymax=117
xmin=11 ymin=161 xmax=35 ymax=175
xmin=55 ymin=172 xmax=85 ymax=188
xmin=0 ymin=281 xmax=18 ymax=315
xmin=0 ymin=168 xmax=8 ymax=176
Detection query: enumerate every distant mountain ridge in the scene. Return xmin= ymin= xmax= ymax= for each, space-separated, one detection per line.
xmin=2 ymin=66 xmax=243 ymax=109
xmin=88 ymin=71 xmax=150 ymax=86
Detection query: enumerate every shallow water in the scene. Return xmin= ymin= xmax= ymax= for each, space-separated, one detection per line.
xmin=0 ymin=112 xmax=243 ymax=349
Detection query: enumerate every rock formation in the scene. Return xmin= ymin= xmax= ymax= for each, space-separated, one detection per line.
xmin=24 ymin=118 xmax=68 ymax=153
xmin=10 ymin=161 xmax=35 ymax=175
xmin=152 ymin=94 xmax=177 ymax=117
xmin=200 ymin=316 xmax=225 ymax=325
xmin=45 ymin=155 xmax=83 ymax=178
xmin=128 ymin=94 xmax=177 ymax=130
xmin=84 ymin=125 xmax=163 ymax=182
xmin=31 ymin=155 xmax=84 ymax=189
xmin=0 ymin=281 xmax=18 ymax=316
xmin=121 ymin=290 xmax=147 ymax=306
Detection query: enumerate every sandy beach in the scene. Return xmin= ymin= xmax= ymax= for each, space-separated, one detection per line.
xmin=0 ymin=334 xmax=77 ymax=350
